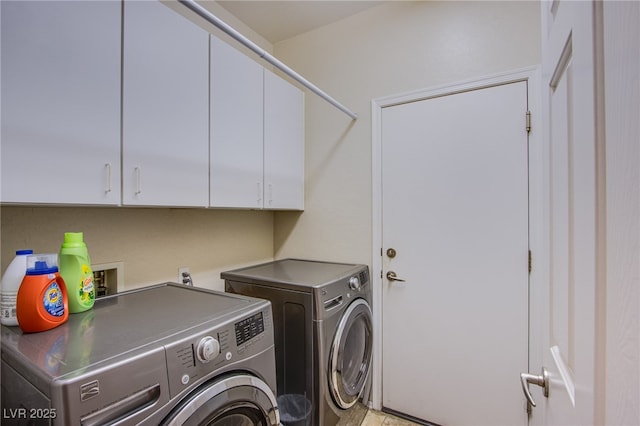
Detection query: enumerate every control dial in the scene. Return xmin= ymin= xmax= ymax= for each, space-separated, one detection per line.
xmin=196 ymin=336 xmax=220 ymax=363
xmin=349 ymin=276 xmax=361 ymax=291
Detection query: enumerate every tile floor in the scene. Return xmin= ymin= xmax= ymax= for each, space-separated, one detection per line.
xmin=361 ymin=410 xmax=422 ymax=426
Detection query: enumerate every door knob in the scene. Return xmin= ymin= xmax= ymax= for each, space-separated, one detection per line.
xmin=386 ymin=271 xmax=406 ymax=282
xmin=520 ymin=367 xmax=549 ymax=407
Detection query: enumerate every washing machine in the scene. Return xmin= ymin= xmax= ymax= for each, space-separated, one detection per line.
xmin=1 ymin=283 xmax=279 ymax=426
xmin=222 ymin=259 xmax=373 ymax=426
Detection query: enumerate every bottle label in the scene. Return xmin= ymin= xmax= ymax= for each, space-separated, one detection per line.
xmin=78 ymin=264 xmax=95 ymax=307
xmin=43 ymin=282 xmax=65 ymax=317
xmin=0 ymin=292 xmax=17 ymax=321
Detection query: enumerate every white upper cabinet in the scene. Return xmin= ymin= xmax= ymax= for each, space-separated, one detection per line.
xmin=1 ymin=1 xmax=303 ymax=210
xmin=1 ymin=1 xmax=121 ymax=205
xmin=210 ymin=36 xmax=264 ymax=208
xmin=210 ymin=36 xmax=305 ymax=210
xmin=264 ymin=70 xmax=305 ymax=210
xmin=122 ymin=1 xmax=209 ymax=207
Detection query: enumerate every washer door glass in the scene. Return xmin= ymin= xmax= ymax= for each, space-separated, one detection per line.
xmin=328 ymin=298 xmax=373 ymax=409
xmin=162 ymin=374 xmax=279 ymax=426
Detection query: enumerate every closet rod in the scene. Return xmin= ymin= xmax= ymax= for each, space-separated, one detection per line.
xmin=179 ymin=0 xmax=358 ymax=120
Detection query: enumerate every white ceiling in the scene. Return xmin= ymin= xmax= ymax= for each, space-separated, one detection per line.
xmin=214 ymin=1 xmax=385 ymax=44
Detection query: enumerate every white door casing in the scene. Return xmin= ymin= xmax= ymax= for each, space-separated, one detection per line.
xmin=372 ymin=67 xmax=541 ymax=425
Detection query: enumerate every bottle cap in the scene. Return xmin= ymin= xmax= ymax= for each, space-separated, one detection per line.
xmin=25 ymin=254 xmax=59 ymax=275
xmin=16 ymin=249 xmax=34 ymax=256
xmin=63 ymin=232 xmax=84 ymax=244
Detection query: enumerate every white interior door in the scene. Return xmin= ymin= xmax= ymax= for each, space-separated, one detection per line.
xmin=381 ymin=80 xmax=530 ymax=425
xmin=533 ymin=1 xmax=600 ymax=424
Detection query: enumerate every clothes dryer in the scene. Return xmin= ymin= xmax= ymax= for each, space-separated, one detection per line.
xmin=222 ymin=259 xmax=373 ymax=426
xmin=1 ymin=283 xmax=279 ymax=426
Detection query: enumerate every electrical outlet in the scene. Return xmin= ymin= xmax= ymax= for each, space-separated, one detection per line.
xmin=178 ymin=267 xmax=191 ymax=285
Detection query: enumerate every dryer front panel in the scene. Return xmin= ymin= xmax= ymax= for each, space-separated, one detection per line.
xmin=328 ymin=298 xmax=373 ymax=409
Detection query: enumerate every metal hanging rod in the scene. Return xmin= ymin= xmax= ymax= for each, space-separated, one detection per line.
xmin=178 ymin=0 xmax=358 ymax=120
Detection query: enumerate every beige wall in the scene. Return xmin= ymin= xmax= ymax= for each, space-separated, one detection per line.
xmin=273 ymin=1 xmax=541 ymax=266
xmin=0 ymin=207 xmax=274 ymax=292
xmin=0 ymin=1 xmax=277 ymax=293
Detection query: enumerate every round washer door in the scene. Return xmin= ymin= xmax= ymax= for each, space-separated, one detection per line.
xmin=162 ymin=374 xmax=280 ymax=426
xmin=328 ymin=298 xmax=373 ymax=409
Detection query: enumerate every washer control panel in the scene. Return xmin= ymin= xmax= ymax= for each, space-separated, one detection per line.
xmin=234 ymin=312 xmax=265 ymax=347
xmin=164 ymin=305 xmax=273 ymax=399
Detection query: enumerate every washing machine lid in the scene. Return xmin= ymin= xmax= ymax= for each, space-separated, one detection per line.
xmin=1 ymin=284 xmax=268 ymax=383
xmin=221 ymin=259 xmax=365 ymax=290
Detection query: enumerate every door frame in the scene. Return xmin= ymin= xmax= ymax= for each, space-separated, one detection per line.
xmin=370 ymin=66 xmax=543 ymax=412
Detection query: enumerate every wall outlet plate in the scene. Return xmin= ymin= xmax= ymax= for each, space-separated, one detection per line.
xmin=178 ymin=267 xmax=190 ymax=284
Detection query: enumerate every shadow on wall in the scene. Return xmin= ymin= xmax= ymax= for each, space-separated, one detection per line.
xmin=272 ymin=109 xmax=358 ymax=259
xmin=274 ymin=210 xmax=303 ymax=256
xmin=306 ymin=118 xmax=357 ymax=195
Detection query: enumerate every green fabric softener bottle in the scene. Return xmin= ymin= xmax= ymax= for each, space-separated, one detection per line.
xmin=59 ymin=232 xmax=95 ymax=313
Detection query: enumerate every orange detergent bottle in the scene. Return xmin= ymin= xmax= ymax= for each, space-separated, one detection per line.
xmin=16 ymin=254 xmax=69 ymax=333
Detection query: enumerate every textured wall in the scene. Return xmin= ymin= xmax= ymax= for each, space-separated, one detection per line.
xmin=1 ymin=207 xmax=274 ymax=292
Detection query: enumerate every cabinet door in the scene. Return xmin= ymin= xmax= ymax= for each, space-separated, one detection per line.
xmin=122 ymin=1 xmax=209 ymax=207
xmin=264 ymin=70 xmax=305 ymax=210
xmin=1 ymin=1 xmax=121 ymax=205
xmin=210 ymin=36 xmax=264 ymax=208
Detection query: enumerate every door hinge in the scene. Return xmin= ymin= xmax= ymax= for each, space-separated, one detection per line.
xmin=526 ymin=111 xmax=532 ymax=134
xmin=528 ymin=250 xmax=532 ymax=274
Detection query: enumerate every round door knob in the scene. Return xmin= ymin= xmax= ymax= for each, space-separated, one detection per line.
xmin=196 ymin=336 xmax=220 ymax=363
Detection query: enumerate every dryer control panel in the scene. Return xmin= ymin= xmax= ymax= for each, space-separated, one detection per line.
xmin=318 ymin=266 xmax=370 ymax=318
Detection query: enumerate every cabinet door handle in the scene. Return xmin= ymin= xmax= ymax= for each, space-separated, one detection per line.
xmin=135 ymin=166 xmax=142 ymax=195
xmin=105 ymin=163 xmax=112 ymax=193
xmin=268 ymin=183 xmax=273 ymax=206
xmin=257 ymin=182 xmax=262 ymax=206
